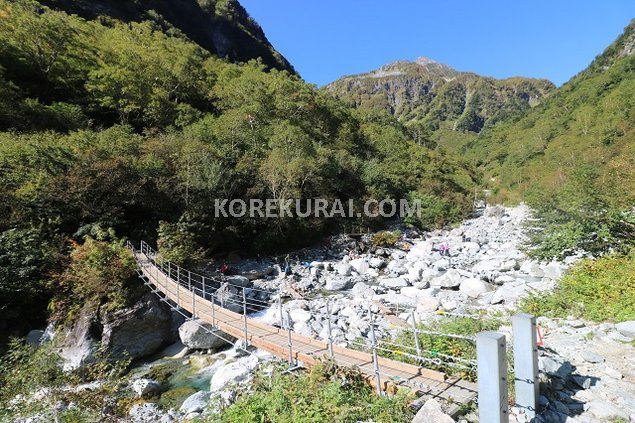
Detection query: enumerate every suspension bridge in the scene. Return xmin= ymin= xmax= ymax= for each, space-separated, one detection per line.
xmin=128 ymin=241 xmax=478 ymax=413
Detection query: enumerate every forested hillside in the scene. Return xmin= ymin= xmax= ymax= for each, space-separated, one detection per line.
xmin=0 ymin=0 xmax=477 ymax=333
xmin=464 ymin=19 xmax=635 ymax=257
xmin=325 ymin=57 xmax=555 ymax=150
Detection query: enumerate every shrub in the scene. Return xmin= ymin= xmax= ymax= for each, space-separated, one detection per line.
xmin=521 ymin=249 xmax=635 ymax=322
xmin=207 ymin=362 xmax=414 ymax=423
xmin=49 ymin=229 xmax=140 ymax=322
xmin=371 ymin=230 xmax=402 ymax=247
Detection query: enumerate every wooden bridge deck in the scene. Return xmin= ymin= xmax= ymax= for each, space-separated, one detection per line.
xmin=134 ymin=251 xmax=477 ymax=409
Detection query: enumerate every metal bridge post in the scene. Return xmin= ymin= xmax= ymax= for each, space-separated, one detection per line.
xmin=326 ymin=300 xmax=334 ymax=359
xmin=286 ymin=309 xmax=294 ymax=367
xmin=512 ymin=314 xmax=539 ymax=418
xmin=477 ymin=331 xmax=509 ymax=423
xmin=370 ymin=319 xmax=382 ymax=396
xmin=242 ymin=287 xmax=248 ymax=347
xmin=202 ymin=277 xmax=206 ymax=300
xmin=188 ymin=270 xmax=192 ymax=291
xmin=211 ymin=292 xmax=216 ymax=328
xmin=176 ymin=266 xmax=180 ymax=287
xmin=278 ymin=296 xmax=283 ymax=329
xmin=411 ymin=310 xmax=422 ymax=357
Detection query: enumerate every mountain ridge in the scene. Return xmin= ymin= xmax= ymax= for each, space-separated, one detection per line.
xmin=39 ymin=0 xmax=296 ymax=74
xmin=325 ymin=57 xmax=555 ymax=136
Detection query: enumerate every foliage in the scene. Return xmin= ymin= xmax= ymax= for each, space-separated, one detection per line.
xmin=48 ymin=229 xmax=140 ymax=321
xmin=326 ymin=60 xmax=554 ymax=136
xmin=0 ymin=337 xmax=130 ymax=421
xmin=207 ymin=362 xmax=414 ymax=423
xmin=521 ymin=249 xmax=635 ymax=322
xmin=157 ymin=219 xmax=206 ymax=266
xmin=0 ymin=227 xmax=57 ymax=326
xmin=462 ymin=20 xmax=635 ymax=256
xmin=371 ymin=230 xmax=402 ymax=247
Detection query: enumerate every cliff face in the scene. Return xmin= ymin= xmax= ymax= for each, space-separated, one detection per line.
xmin=326 ymin=57 xmax=555 ymax=133
xmin=39 ymin=0 xmax=296 ymax=74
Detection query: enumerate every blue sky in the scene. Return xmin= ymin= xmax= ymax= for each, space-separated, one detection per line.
xmin=240 ymin=1 xmax=635 ymax=87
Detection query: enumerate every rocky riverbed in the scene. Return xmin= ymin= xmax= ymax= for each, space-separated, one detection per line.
xmin=12 ymin=204 xmax=635 ymax=422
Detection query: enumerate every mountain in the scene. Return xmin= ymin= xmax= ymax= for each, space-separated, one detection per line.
xmin=325 ymin=57 xmax=555 ymax=140
xmin=39 ymin=0 xmax=295 ymax=74
xmin=465 ymin=18 xmax=635 ymax=207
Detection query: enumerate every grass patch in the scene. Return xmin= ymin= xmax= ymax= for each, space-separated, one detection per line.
xmin=377 ymin=316 xmax=501 ymax=382
xmin=206 ymin=362 xmax=414 ymax=423
xmin=521 ymin=249 xmax=635 ymax=322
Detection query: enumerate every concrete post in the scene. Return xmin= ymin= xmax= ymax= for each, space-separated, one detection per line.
xmin=477 ymin=331 xmax=509 ymax=423
xmin=512 ymin=313 xmax=539 ymax=418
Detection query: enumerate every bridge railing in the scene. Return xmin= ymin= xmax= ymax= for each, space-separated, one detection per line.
xmin=127 ymin=240 xmax=539 ymax=421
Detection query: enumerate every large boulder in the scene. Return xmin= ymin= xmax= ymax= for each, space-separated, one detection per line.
xmin=57 ymin=305 xmax=101 ymax=371
xmin=430 ymin=269 xmax=462 ymax=289
xmin=128 ymin=403 xmax=177 ymax=423
xmin=131 ymin=379 xmax=163 ymax=398
xmin=379 ymin=277 xmax=409 ymax=289
xmin=224 ymin=275 xmax=252 ymax=288
xmin=334 ymin=262 xmax=352 ymax=276
xmin=324 ymin=276 xmax=351 ymax=291
xmin=178 ymin=319 xmax=235 ymax=350
xmin=615 ymin=321 xmax=635 ymax=338
xmin=349 ymin=258 xmax=370 ymax=275
xmin=351 ymin=282 xmax=375 ymax=299
xmin=101 ymin=293 xmax=175 ymax=360
xmin=180 ymin=390 xmax=212 ymax=414
xmin=412 ymin=398 xmax=453 ymax=423
xmin=459 ymin=278 xmax=491 ymax=298
xmin=210 ymin=355 xmax=259 ymax=391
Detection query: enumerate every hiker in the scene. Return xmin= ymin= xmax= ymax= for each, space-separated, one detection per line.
xmin=439 ymin=243 xmax=450 ymax=257
xmin=283 ymin=254 xmax=291 ymax=274
xmin=220 ymin=263 xmax=230 ymax=275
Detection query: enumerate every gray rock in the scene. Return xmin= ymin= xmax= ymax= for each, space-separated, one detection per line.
xmin=543 ymin=262 xmax=565 ymax=280
xmin=180 ymin=391 xmax=212 ymax=414
xmin=379 ymin=277 xmax=409 ymax=289
xmin=289 ymin=308 xmax=312 ymax=324
xmin=430 ymin=269 xmax=462 ymax=289
xmin=349 ymin=258 xmax=369 ymax=274
xmin=580 ymin=350 xmax=605 ymax=363
xmin=131 ymin=379 xmax=162 ymax=398
xmin=615 ymin=320 xmax=635 ymax=337
xmin=128 ymin=403 xmax=176 ymax=423
xmin=416 ymin=297 xmax=440 ymax=314
xmin=350 ymin=282 xmax=375 ymax=299
xmin=519 ymin=260 xmax=544 ymax=277
xmin=57 ymin=305 xmax=100 ymax=371
xmin=25 ymin=330 xmax=45 ymax=347
xmin=224 ymin=275 xmax=252 ymax=288
xmin=587 ymin=400 xmax=629 ymax=420
xmin=412 ymin=398 xmax=453 ymax=423
xmin=335 ymin=262 xmax=352 ymax=276
xmin=324 ymin=276 xmax=351 ymax=291
xmin=459 ymin=278 xmax=491 ymax=298
xmin=538 ymin=356 xmax=572 ymax=380
xmin=368 ymin=257 xmax=386 ymax=269
xmin=210 ymin=356 xmax=259 ymax=391
xmin=572 ymin=375 xmax=591 ymax=389
xmin=239 ymin=263 xmax=274 ymax=280
xmin=178 ymin=319 xmax=235 ymax=350
xmin=101 ymin=293 xmax=175 ymax=361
